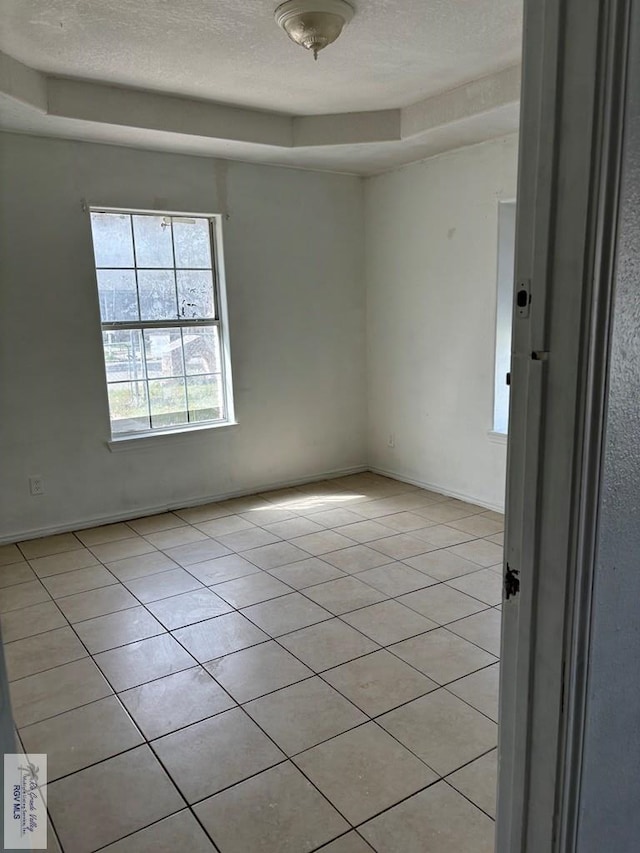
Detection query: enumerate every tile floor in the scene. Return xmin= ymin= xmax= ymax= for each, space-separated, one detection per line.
xmin=0 ymin=473 xmax=503 ymax=853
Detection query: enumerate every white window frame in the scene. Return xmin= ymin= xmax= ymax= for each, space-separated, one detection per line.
xmin=491 ymin=198 xmax=517 ymax=438
xmin=88 ymin=206 xmax=236 ymax=445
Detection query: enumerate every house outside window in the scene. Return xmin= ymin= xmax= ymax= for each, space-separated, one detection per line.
xmin=88 ymin=209 xmax=234 ymax=438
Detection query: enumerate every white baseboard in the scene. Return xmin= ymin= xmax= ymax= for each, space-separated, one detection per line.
xmin=1 ymin=464 xmax=369 ymax=545
xmin=368 ymin=465 xmax=506 ymax=514
xmin=3 ymin=462 xmax=504 ymax=545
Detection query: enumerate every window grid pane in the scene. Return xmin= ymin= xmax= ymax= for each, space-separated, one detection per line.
xmin=108 ymin=381 xmax=150 ymax=434
xmin=148 ymin=377 xmax=188 ymax=429
xmin=97 ymin=270 xmax=139 ymax=322
xmin=90 ymin=210 xmax=227 ymax=436
xmin=138 ymin=270 xmax=179 ymax=321
xmin=186 ymin=374 xmax=224 ymax=423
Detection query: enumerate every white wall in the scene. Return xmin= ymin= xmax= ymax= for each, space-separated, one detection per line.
xmin=0 ymin=133 xmax=366 ymax=540
xmin=0 ymin=130 xmax=519 ymax=540
xmin=365 ymin=135 xmax=519 ymax=510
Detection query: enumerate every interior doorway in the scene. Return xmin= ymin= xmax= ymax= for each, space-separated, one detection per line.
xmin=496 ymin=0 xmax=635 ymax=850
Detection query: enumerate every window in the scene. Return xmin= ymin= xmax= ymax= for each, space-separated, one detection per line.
xmin=88 ymin=209 xmax=234 ymax=438
xmin=493 ymin=200 xmax=516 ymax=435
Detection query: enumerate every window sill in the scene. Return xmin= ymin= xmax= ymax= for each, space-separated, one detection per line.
xmin=107 ymin=421 xmax=238 ymax=452
xmin=488 ymin=429 xmax=508 ymax=445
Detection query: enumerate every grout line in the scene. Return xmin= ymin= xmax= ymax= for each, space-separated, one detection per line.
xmin=169 ymin=600 xmax=498 ymax=789
xmin=8 ymin=567 xmax=499 ymax=710
xmin=309 ymin=829 xmax=367 ymax=852
xmin=151 ymin=696 xmax=359 ymax=833
xmin=4 ymin=474 xmax=502 ymax=852
xmin=15 ymin=691 xmax=120 ymax=731
xmin=7 ymin=646 xmax=91 ymax=684
xmin=87 ymin=804 xmax=196 ymax=853
xmin=36 ymin=738 xmax=145 ymax=788
xmin=138 ymin=557 xmax=459 ymax=809
xmin=442 ymin=758 xmax=498 ymax=821
xmin=29 ymin=581 xmax=227 ymax=850
xmin=0 ymin=598 xmax=69 ymax=643
xmin=7 ymin=578 xmax=497 ymax=711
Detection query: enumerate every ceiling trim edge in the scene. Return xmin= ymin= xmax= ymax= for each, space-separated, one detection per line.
xmin=0 ymin=50 xmax=520 ymax=151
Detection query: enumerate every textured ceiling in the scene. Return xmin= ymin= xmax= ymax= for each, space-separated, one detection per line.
xmin=0 ymin=0 xmax=523 ymax=115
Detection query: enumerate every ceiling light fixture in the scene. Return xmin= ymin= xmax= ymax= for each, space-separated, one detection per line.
xmin=275 ymin=0 xmax=355 ymax=61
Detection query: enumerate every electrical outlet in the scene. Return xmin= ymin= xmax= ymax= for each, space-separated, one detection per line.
xmin=29 ymin=476 xmax=44 ymax=496
xmin=387 ymin=434 xmax=396 ymax=448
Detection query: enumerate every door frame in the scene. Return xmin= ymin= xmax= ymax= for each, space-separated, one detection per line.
xmin=496 ymin=0 xmax=631 ymax=849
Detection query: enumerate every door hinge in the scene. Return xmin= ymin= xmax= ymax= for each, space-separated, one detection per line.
xmin=505 ymin=563 xmax=520 ymax=600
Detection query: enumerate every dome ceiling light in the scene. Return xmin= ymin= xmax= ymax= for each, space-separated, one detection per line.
xmin=275 ymin=0 xmax=355 ymax=61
